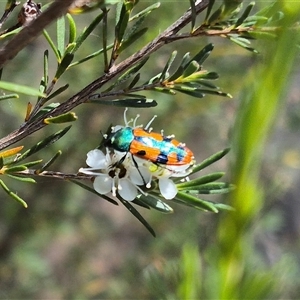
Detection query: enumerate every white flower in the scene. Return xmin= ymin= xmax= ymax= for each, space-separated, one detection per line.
xmin=79 ymin=149 xmax=149 ymax=201
xmin=80 ymin=109 xmax=195 ymax=202
xmin=136 ymin=158 xmax=193 ymax=200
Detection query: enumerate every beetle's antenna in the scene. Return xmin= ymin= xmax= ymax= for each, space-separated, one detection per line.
xmin=144 ymin=115 xmax=157 ymax=131
xmin=131 ymin=154 xmax=146 ymax=185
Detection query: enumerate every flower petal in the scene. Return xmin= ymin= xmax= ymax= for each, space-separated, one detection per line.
xmin=86 ymin=149 xmax=108 ymax=168
xmin=129 ymin=166 xmax=151 ymax=186
xmin=118 ymin=179 xmax=138 ymax=201
xmin=93 ymin=174 xmax=112 ymax=195
xmin=159 ymin=178 xmax=177 ymax=200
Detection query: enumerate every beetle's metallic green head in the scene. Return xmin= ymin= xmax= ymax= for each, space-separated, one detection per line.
xmin=104 ymin=127 xmax=134 ymax=152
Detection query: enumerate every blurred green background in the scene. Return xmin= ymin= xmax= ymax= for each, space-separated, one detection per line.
xmin=0 ymin=1 xmax=300 ymax=298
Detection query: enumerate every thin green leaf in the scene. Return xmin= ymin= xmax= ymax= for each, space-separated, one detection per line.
xmin=229 ymin=36 xmax=258 ymax=53
xmin=47 ymin=84 xmax=69 ymax=101
xmin=173 ymin=88 xmax=205 ymax=98
xmin=37 ymin=151 xmax=62 ymax=173
xmin=21 ymin=160 xmax=43 ymax=168
xmin=68 ymin=43 xmax=114 ymax=68
xmin=183 ymin=182 xmax=235 ymax=194
xmin=57 ymin=16 xmax=65 ymax=56
xmin=192 ymin=80 xmax=218 ymax=89
xmin=72 ymin=12 xmax=104 ymax=53
xmin=4 ymin=165 xmax=27 ymax=173
xmin=234 ymin=2 xmax=255 ymax=28
xmin=115 ymin=3 xmax=131 ymax=43
xmin=89 ymin=98 xmax=157 ymax=108
xmin=153 ymin=87 xmax=176 ymax=95
xmin=175 ymin=191 xmax=219 ymax=212
xmin=105 ymin=57 xmax=149 ymax=91
xmin=0 ymin=179 xmax=28 ymax=208
xmin=44 ymin=112 xmax=77 ymax=124
xmin=0 ymin=81 xmax=45 ymax=97
xmin=177 ymin=172 xmax=225 ymax=188
xmin=190 ymin=0 xmax=197 ymax=31
xmin=127 ymin=73 xmax=140 ymax=90
xmin=174 ymin=86 xmax=231 ymax=98
xmin=181 ymin=61 xmax=200 ymax=78
xmin=43 ymin=29 xmax=61 ymax=61
xmin=30 ymin=103 xmax=60 ymax=121
xmin=16 ymin=126 xmax=72 ymax=162
xmin=130 ymin=2 xmax=160 ymax=21
xmin=0 ymin=94 xmax=18 ymax=101
xmin=191 ymin=148 xmax=230 ymax=174
xmin=6 ymin=174 xmax=36 ymax=183
xmin=55 ymin=53 xmax=74 ymax=79
xmin=213 ymin=203 xmax=235 ymax=211
xmin=124 ymin=14 xmax=146 ymax=41
xmin=118 ymin=196 xmax=156 ymax=237
xmin=65 ymin=42 xmax=76 ymax=55
xmin=190 ymin=43 xmax=214 ymax=66
xmin=159 ymin=51 xmax=177 ymax=81
xmin=117 ymin=27 xmax=148 ymax=54
xmin=132 ymin=198 xmax=151 ymax=209
xmin=0 ymin=27 xmax=21 ymax=39
xmin=70 ymin=179 xmax=118 ymax=206
xmin=138 ymin=194 xmax=174 ymax=213
xmin=66 ymin=13 xmax=76 ymax=44
xmin=204 ymin=0 xmax=216 ymax=22
xmin=43 ymin=50 xmax=49 ymax=89
xmin=168 ymin=52 xmax=191 ymax=82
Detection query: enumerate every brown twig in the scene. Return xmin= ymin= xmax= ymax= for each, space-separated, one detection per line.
xmin=16 ymin=169 xmax=93 ymax=180
xmin=0 ymin=0 xmax=77 ymax=67
xmin=0 ymin=0 xmax=209 ymax=151
xmin=0 ymin=0 xmax=20 ymax=29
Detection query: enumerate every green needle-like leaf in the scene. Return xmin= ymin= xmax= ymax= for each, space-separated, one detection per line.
xmin=174 ymin=192 xmax=219 ymax=213
xmin=168 ymin=52 xmax=191 ymax=82
xmin=138 ymin=194 xmax=174 ymax=213
xmin=37 ymin=151 xmax=62 ymax=173
xmin=181 ymin=61 xmax=200 ymax=79
xmin=0 ymin=81 xmax=45 ymax=97
xmin=4 ymin=165 xmax=27 ymax=173
xmin=43 ymin=50 xmax=49 ymax=89
xmin=57 ymin=16 xmax=65 ymax=57
xmin=55 ymin=53 xmax=74 ymax=79
xmin=118 ymin=196 xmax=156 ymax=237
xmin=204 ymin=0 xmax=216 ymax=22
xmin=182 ymin=182 xmax=235 ymax=194
xmin=70 ymin=179 xmax=118 ymax=206
xmin=16 ymin=126 xmax=72 ymax=162
xmin=130 ymin=2 xmax=160 ymax=21
xmin=43 ymin=29 xmax=61 ymax=61
xmin=44 ymin=112 xmax=77 ymax=124
xmin=190 ymin=0 xmax=197 ymax=31
xmin=6 ymin=174 xmax=36 ymax=183
xmin=0 ymin=179 xmax=28 ymax=208
xmin=117 ymin=27 xmax=148 ymax=54
xmin=159 ymin=51 xmax=177 ymax=81
xmin=177 ymin=172 xmax=225 ymax=188
xmin=89 ymin=97 xmax=157 ymax=108
xmin=66 ymin=13 xmax=76 ymax=44
xmin=105 ymin=57 xmax=149 ymax=91
xmin=47 ymin=84 xmax=69 ymax=101
xmin=191 ymin=148 xmax=230 ymax=174
xmin=72 ymin=12 xmax=104 ymax=53
xmin=234 ymin=2 xmax=255 ymax=28
xmin=0 ymin=94 xmax=18 ymax=101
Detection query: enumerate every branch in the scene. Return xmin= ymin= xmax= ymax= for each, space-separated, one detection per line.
xmin=0 ymin=0 xmax=77 ymax=68
xmin=0 ymin=0 xmax=209 ymax=151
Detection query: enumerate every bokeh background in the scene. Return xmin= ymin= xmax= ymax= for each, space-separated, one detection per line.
xmin=0 ymin=1 xmax=300 ymax=298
